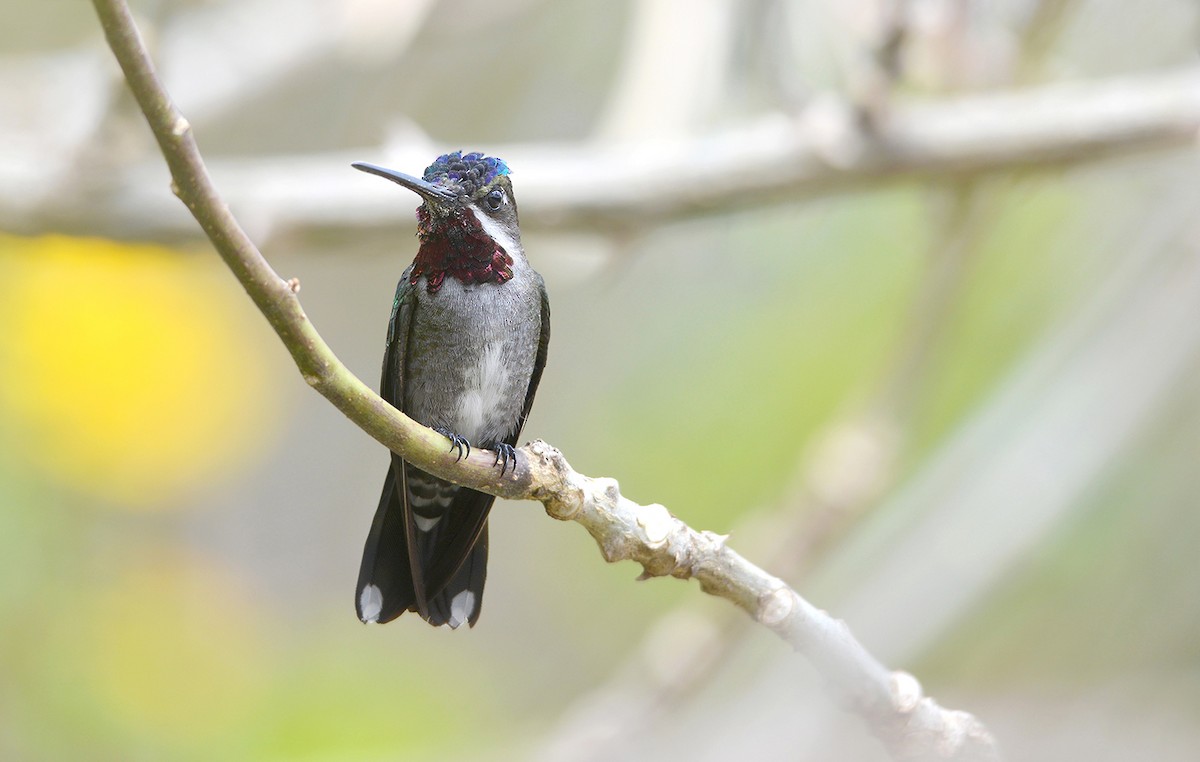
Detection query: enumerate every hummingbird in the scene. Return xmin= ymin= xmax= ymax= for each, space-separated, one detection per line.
xmin=351 ymin=151 xmax=549 ymax=629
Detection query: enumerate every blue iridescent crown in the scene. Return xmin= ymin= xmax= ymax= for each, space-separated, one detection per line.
xmin=423 ymin=151 xmax=510 ymax=198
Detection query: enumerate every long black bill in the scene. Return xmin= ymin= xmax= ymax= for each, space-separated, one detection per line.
xmin=351 ymin=162 xmax=458 ymax=207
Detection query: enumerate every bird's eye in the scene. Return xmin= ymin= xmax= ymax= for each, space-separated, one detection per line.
xmin=485 ymin=189 xmax=504 ymax=211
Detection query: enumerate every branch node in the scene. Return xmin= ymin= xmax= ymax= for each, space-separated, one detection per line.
xmin=301 ymin=370 xmax=323 ymax=389
xmin=758 ymin=586 xmax=794 ymax=626
xmin=636 ymin=503 xmax=673 ymax=547
xmin=890 ymin=670 xmax=924 ymax=714
xmin=703 ymin=530 xmax=730 ymax=548
xmin=286 ymin=276 xmax=301 ymax=293
xmin=526 ymin=440 xmax=585 ymax=519
xmin=597 ymin=477 xmax=621 ymax=506
xmin=800 ymin=95 xmax=871 ymax=170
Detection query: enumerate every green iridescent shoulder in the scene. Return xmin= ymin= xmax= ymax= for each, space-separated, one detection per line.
xmin=386 ymin=269 xmax=417 ymax=346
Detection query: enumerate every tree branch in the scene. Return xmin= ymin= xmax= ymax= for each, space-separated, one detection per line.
xmin=90 ymin=1 xmax=1002 ymax=758
xmin=12 ymin=63 xmax=1200 ymax=245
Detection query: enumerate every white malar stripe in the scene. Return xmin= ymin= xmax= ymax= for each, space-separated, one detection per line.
xmin=413 ymin=514 xmax=441 ymax=532
xmin=469 ymin=205 xmax=520 ymax=259
xmin=448 ymin=590 xmax=476 ymax=630
xmin=359 ymin=584 xmax=383 ymax=623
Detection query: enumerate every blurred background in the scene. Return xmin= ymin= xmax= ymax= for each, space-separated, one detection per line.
xmin=2 ymin=0 xmax=1200 ymax=759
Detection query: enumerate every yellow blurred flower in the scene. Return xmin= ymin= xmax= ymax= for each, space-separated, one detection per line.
xmin=0 ymin=235 xmax=279 ymax=509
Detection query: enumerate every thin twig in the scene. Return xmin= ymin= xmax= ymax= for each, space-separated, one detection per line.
xmin=89 ymin=1 xmax=1003 ymax=758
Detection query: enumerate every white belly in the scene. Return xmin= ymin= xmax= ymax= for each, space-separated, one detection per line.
xmin=452 ymin=341 xmax=514 ymax=443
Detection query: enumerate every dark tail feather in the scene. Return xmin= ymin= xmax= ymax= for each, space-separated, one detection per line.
xmin=356 ymin=466 xmax=417 ymax=624
xmin=424 ymin=525 xmax=488 ymax=629
xmin=357 ymin=461 xmax=493 ymax=628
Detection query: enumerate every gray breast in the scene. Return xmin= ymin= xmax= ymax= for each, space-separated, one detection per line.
xmin=403 ymin=267 xmax=541 ymax=447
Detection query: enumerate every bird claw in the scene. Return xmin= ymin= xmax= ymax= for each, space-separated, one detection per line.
xmin=492 ymin=443 xmax=517 ymax=476
xmin=433 ymin=426 xmax=471 ymax=461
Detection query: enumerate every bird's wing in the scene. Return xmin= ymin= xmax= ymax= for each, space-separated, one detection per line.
xmin=355 ymin=271 xmax=430 ymax=623
xmin=510 ymin=275 xmax=551 ymax=447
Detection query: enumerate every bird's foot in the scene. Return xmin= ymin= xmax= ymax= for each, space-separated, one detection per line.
xmin=492 ymin=443 xmax=517 ymax=477
xmin=433 ymin=426 xmax=472 ymax=461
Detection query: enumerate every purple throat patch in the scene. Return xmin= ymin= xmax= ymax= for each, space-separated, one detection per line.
xmin=410 ymin=207 xmax=513 ymax=293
